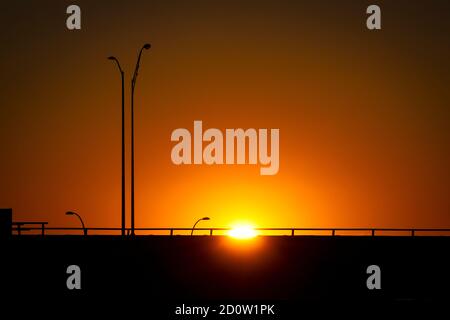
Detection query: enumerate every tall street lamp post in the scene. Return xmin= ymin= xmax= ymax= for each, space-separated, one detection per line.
xmin=107 ymin=56 xmax=126 ymax=236
xmin=130 ymin=43 xmax=151 ymax=236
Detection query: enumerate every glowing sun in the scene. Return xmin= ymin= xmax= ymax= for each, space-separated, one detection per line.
xmin=228 ymin=225 xmax=257 ymax=239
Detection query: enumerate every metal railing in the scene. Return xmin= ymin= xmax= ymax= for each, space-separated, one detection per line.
xmin=12 ymin=222 xmax=48 ymax=235
xmin=10 ymin=224 xmax=450 ymax=237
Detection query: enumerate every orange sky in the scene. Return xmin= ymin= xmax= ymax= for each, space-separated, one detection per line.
xmin=0 ymin=0 xmax=449 ymax=231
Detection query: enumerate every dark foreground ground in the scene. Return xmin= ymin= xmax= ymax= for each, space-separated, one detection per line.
xmin=1 ymin=235 xmax=449 ymax=317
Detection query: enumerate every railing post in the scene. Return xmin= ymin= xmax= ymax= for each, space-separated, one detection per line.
xmin=291 ymin=229 xmax=294 ymax=236
xmin=41 ymin=223 xmax=45 ymax=236
xmin=332 ymin=229 xmax=335 ymax=236
xmin=17 ymin=224 xmax=21 ymax=236
xmin=210 ymin=229 xmax=213 ymax=236
xmin=411 ymin=230 xmax=415 ymax=237
xmin=170 ymin=229 xmax=173 ymax=236
xmin=371 ymin=229 xmax=375 ymax=236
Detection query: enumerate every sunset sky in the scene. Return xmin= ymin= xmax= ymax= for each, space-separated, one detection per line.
xmin=0 ymin=0 xmax=449 ymax=231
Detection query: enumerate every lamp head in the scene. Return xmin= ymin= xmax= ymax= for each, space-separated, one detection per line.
xmin=107 ymin=56 xmax=115 ymax=60
xmin=143 ymin=43 xmax=151 ymax=50
xmin=66 ymin=211 xmax=75 ymax=216
xmin=202 ymin=217 xmax=210 ymax=221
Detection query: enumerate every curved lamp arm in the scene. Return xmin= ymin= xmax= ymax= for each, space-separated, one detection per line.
xmin=191 ymin=217 xmax=210 ymax=236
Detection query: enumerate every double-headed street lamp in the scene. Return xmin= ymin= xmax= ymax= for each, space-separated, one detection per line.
xmin=108 ymin=43 xmax=151 ymax=237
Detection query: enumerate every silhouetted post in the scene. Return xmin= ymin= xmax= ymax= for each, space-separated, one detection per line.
xmin=119 ymin=64 xmax=125 ymax=237
xmin=191 ymin=217 xmax=210 ymax=236
xmin=131 ymin=43 xmax=151 ymax=236
xmin=0 ymin=208 xmax=12 ymax=239
xmin=108 ymin=56 xmax=126 ymax=236
xmin=66 ymin=211 xmax=87 ymax=236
